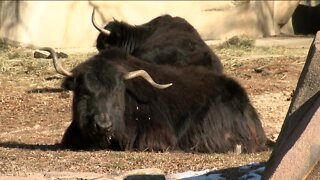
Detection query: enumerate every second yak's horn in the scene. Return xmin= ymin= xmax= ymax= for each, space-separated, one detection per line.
xmin=91 ymin=8 xmax=111 ymax=35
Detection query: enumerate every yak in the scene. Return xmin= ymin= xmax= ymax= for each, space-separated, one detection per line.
xmin=92 ymin=9 xmax=223 ymax=74
xmin=41 ymin=47 xmax=267 ymax=153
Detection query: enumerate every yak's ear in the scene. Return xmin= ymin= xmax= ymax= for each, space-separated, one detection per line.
xmin=61 ymin=76 xmax=75 ymax=91
xmin=124 ymin=78 xmax=155 ymax=103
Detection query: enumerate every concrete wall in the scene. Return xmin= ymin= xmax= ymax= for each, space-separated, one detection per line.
xmin=0 ymin=1 xmax=96 ymax=48
xmin=0 ymin=1 xmax=302 ymax=48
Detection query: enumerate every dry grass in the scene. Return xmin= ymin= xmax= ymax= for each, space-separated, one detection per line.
xmin=217 ymin=36 xmax=255 ymax=49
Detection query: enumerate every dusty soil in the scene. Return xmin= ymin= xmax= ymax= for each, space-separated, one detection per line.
xmin=0 ymin=38 xmax=311 ymax=177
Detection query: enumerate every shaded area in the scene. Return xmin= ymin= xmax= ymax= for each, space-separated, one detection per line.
xmin=292 ymin=4 xmax=320 ymax=35
xmin=0 ymin=141 xmax=61 ymax=151
xmin=167 ymin=162 xmax=266 ymax=179
xmin=26 ymin=87 xmax=67 ymax=94
xmin=209 ymin=162 xmax=266 ymax=179
xmin=45 ymin=76 xmax=63 ymax=81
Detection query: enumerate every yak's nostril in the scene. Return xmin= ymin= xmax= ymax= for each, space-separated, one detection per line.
xmin=85 ymin=114 xmax=100 ymax=130
xmin=86 ymin=113 xmax=112 ymax=132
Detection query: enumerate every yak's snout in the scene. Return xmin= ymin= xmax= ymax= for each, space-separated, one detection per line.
xmin=85 ymin=113 xmax=112 ymax=133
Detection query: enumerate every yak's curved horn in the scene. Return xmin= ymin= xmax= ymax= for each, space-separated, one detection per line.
xmin=124 ymin=70 xmax=172 ymax=89
xmin=92 ymin=8 xmax=110 ymax=35
xmin=39 ymin=47 xmax=72 ymax=77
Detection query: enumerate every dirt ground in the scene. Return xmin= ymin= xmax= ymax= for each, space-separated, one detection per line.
xmin=0 ymin=37 xmax=312 ymax=177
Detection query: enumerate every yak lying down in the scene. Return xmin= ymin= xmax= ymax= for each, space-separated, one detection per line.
xmin=42 ymin=47 xmax=267 ymax=153
xmin=92 ymin=9 xmax=223 ymax=74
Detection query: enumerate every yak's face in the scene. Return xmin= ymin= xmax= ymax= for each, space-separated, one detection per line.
xmin=96 ymin=22 xmax=128 ymax=52
xmin=96 ymin=21 xmax=153 ymax=53
xmin=63 ymin=70 xmax=126 ymax=144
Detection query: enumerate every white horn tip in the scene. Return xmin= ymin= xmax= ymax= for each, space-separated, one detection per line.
xmin=161 ymin=83 xmax=173 ymax=89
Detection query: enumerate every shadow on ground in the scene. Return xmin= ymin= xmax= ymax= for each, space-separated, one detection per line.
xmin=0 ymin=141 xmax=61 ymax=151
xmin=26 ymin=88 xmax=66 ymax=94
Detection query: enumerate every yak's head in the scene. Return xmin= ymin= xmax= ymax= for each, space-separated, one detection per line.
xmin=95 ymin=20 xmax=128 ymax=52
xmin=92 ymin=8 xmax=153 ymax=53
xmin=63 ymin=68 xmax=122 ymax=144
xmin=39 ymin=47 xmax=172 ymax=148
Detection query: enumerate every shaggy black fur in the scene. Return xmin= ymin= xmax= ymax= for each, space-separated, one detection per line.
xmin=95 ymin=15 xmax=223 ymax=74
xmin=60 ymin=48 xmax=267 ymax=153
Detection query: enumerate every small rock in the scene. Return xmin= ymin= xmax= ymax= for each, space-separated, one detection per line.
xmin=34 ymin=51 xmax=48 ymax=59
xmin=34 ymin=51 xmax=68 ymax=59
xmin=48 ymin=52 xmax=68 ymax=59
xmin=33 ymin=124 xmax=40 ymax=129
xmin=254 ymin=67 xmax=264 ymax=73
